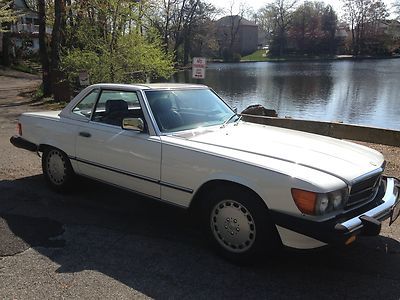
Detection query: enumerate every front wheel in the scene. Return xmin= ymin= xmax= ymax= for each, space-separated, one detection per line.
xmin=42 ymin=147 xmax=75 ymax=192
xmin=203 ymin=185 xmax=281 ymax=264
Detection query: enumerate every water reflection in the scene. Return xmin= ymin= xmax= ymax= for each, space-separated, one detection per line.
xmin=171 ymin=59 xmax=400 ymax=130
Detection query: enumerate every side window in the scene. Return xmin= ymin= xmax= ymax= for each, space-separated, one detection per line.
xmin=92 ymin=90 xmax=142 ymax=126
xmin=72 ymin=89 xmax=99 ymax=119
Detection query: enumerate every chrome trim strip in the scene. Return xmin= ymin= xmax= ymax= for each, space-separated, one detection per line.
xmin=69 ymin=156 xmax=193 ymax=194
xmin=160 ymin=181 xmax=194 ymax=193
xmin=340 ymin=177 xmax=399 ymax=232
xmin=348 ymin=166 xmax=384 ymax=186
xmin=346 ymin=168 xmax=383 ymax=207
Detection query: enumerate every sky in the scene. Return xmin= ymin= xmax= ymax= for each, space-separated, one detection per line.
xmin=206 ymin=0 xmax=397 ymax=19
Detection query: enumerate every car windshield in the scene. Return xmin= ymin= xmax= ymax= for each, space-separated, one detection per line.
xmin=145 ymin=89 xmax=237 ymax=133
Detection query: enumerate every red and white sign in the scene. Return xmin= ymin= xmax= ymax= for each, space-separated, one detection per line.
xmin=192 ymin=57 xmax=206 ymax=79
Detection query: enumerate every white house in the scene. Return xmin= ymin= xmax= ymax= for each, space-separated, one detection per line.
xmin=0 ymin=0 xmax=52 ymax=55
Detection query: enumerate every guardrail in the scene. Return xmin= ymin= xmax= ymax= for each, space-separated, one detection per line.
xmin=242 ymin=114 xmax=400 ymax=147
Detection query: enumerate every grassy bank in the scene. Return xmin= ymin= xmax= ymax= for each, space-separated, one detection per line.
xmin=241 ymin=50 xmax=269 ymax=61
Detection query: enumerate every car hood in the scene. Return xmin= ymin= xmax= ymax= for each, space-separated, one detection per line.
xmin=173 ymin=122 xmax=384 ymax=182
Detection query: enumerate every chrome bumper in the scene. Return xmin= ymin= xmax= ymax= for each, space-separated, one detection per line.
xmin=340 ymin=177 xmax=400 ymax=233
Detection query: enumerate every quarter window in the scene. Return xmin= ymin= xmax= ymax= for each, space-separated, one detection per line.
xmin=72 ymin=89 xmax=99 ymax=119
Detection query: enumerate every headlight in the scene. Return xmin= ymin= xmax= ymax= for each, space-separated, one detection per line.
xmin=331 ymin=190 xmax=345 ymax=209
xmin=291 ymin=188 xmax=348 ymax=216
xmin=316 ymin=194 xmax=329 ymax=214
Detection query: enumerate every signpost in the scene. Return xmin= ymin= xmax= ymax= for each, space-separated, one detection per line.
xmin=192 ymin=57 xmax=206 ymax=80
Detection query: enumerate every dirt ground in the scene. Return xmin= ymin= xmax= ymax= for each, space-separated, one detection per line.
xmin=0 ymin=69 xmax=399 ymax=299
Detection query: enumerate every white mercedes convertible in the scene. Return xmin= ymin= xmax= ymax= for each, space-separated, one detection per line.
xmin=11 ymin=83 xmax=400 ymax=263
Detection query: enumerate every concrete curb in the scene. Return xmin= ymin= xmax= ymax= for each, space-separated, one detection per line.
xmin=242 ymin=114 xmax=400 ymax=147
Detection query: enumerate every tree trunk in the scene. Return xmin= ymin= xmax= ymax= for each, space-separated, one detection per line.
xmin=1 ymin=23 xmax=12 ymax=67
xmin=38 ymin=0 xmax=51 ymax=97
xmin=51 ymin=0 xmax=66 ymax=101
xmin=183 ymin=29 xmax=191 ymax=66
xmin=51 ymin=0 xmax=66 ymax=71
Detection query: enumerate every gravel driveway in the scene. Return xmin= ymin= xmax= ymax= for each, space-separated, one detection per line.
xmin=0 ymin=70 xmax=399 ymax=299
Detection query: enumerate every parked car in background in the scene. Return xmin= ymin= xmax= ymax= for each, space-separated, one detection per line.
xmin=11 ymin=83 xmax=400 ymax=263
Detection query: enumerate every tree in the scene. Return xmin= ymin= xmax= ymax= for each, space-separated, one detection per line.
xmin=342 ymin=0 xmax=389 ymax=55
xmin=214 ymin=0 xmax=248 ymax=61
xmin=38 ymin=0 xmax=52 ymax=96
xmin=1 ymin=0 xmax=17 ymax=66
xmin=256 ymin=5 xmax=278 ymax=46
xmin=288 ymin=2 xmax=338 ymax=55
xmin=0 ymin=0 xmax=15 ymax=26
xmin=321 ymin=5 xmax=338 ymax=55
xmin=60 ymin=0 xmax=174 ymax=85
xmin=394 ymin=0 xmax=400 ymax=19
xmin=51 ymin=0 xmax=66 ymax=74
xmin=260 ymin=0 xmax=298 ymax=56
xmin=148 ymin=0 xmax=218 ymax=64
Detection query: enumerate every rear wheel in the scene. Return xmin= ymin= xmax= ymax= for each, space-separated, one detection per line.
xmin=203 ymin=185 xmax=281 ymax=264
xmin=42 ymin=147 xmax=75 ymax=192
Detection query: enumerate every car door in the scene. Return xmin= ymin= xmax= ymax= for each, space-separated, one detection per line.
xmin=75 ymin=89 xmax=161 ymax=198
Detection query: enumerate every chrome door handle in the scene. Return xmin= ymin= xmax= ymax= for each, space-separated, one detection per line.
xmin=79 ymin=132 xmax=91 ymax=138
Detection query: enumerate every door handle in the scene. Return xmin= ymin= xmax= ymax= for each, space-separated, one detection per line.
xmin=79 ymin=132 xmax=91 ymax=138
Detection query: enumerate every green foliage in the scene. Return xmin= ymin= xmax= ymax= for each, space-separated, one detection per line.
xmin=287 ymin=2 xmax=338 ymax=55
xmin=33 ymin=84 xmax=44 ymax=101
xmin=221 ymin=48 xmax=241 ymax=62
xmin=0 ymin=0 xmax=17 ymax=31
xmin=60 ymin=0 xmax=174 ymax=87
xmin=11 ymin=62 xmax=39 ymax=74
xmin=61 ymin=33 xmax=174 ymax=86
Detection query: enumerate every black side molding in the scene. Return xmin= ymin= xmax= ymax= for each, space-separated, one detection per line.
xmin=10 ymin=135 xmax=38 ymax=152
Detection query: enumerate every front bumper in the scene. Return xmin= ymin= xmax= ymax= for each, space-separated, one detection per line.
xmin=10 ymin=135 xmax=38 ymax=152
xmin=271 ymin=177 xmax=400 ymax=245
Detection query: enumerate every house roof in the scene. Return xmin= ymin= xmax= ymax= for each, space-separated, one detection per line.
xmin=13 ymin=0 xmax=37 ymax=13
xmin=216 ymin=15 xmax=258 ymax=27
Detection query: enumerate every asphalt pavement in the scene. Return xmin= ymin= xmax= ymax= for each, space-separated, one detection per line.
xmin=0 ymin=69 xmax=399 ymax=299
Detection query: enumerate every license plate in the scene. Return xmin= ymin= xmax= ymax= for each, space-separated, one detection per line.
xmin=390 ymin=200 xmax=400 ymax=226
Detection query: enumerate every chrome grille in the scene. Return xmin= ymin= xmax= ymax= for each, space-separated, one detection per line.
xmin=347 ymin=174 xmax=382 ymax=208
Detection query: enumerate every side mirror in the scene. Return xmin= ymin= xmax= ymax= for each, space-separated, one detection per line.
xmin=233 ymin=107 xmax=238 ymax=113
xmin=122 ymin=118 xmax=145 ymax=132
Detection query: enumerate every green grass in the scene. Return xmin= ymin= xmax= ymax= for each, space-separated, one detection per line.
xmin=241 ymin=50 xmax=269 ymax=61
xmin=241 ymin=51 xmax=345 ymax=62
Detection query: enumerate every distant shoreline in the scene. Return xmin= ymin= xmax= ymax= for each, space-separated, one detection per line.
xmin=237 ymin=54 xmax=400 ymax=63
xmin=177 ymin=55 xmax=400 ymax=69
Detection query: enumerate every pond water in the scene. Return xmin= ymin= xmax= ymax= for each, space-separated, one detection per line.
xmin=171 ymin=59 xmax=400 ymax=130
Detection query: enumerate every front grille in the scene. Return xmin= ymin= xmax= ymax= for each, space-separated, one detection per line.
xmin=347 ymin=173 xmax=382 ymax=208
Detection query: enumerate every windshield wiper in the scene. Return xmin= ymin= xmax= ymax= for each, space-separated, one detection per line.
xmin=221 ymin=114 xmax=240 ymax=128
xmin=234 ymin=114 xmax=242 ymax=126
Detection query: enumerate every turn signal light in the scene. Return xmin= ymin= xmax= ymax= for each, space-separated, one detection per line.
xmin=291 ymin=189 xmax=317 ymax=215
xmin=17 ymin=123 xmax=22 ymax=136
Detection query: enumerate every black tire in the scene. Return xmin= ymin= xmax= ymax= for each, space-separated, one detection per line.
xmin=202 ymin=184 xmax=282 ymax=264
xmin=42 ymin=147 xmax=75 ymax=193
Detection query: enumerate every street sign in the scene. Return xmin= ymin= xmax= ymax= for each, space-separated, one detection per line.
xmin=192 ymin=57 xmax=206 ymax=79
xmin=79 ymin=71 xmax=90 ymax=86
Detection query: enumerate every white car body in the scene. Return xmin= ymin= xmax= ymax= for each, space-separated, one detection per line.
xmin=11 ymin=83 xmax=400 ymax=253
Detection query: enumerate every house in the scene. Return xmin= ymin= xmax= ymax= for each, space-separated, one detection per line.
xmin=0 ymin=0 xmax=52 ymax=56
xmin=215 ymin=15 xmax=258 ymax=56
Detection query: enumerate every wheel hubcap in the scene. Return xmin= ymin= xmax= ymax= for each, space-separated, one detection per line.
xmin=210 ymin=200 xmax=256 ymax=253
xmin=46 ymin=150 xmax=66 ymax=185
